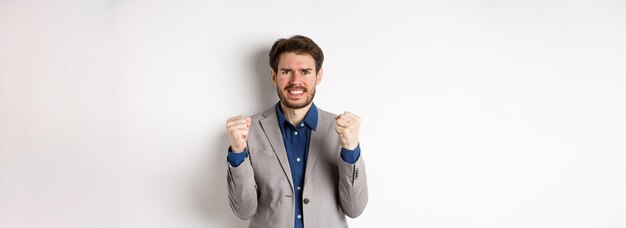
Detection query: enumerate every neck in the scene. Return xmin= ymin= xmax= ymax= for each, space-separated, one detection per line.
xmin=280 ymin=102 xmax=312 ymax=126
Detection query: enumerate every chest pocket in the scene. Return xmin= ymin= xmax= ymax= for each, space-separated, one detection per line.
xmin=249 ymin=148 xmax=276 ymax=159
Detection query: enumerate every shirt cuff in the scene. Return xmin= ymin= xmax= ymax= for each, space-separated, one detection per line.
xmin=227 ymin=147 xmax=248 ymax=167
xmin=340 ymin=144 xmax=361 ymax=164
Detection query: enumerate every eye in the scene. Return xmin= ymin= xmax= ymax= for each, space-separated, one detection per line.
xmin=302 ymin=70 xmax=310 ymax=75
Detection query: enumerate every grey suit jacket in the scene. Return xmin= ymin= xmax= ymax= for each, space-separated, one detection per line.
xmin=227 ymin=105 xmax=368 ymax=228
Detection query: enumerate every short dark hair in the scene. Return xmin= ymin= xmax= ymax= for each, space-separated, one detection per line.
xmin=269 ymin=35 xmax=324 ymax=74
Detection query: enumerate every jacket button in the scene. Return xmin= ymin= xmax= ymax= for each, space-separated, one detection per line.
xmin=303 ymin=198 xmax=309 ymax=204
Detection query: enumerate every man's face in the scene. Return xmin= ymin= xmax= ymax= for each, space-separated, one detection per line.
xmin=272 ymin=52 xmax=322 ymax=109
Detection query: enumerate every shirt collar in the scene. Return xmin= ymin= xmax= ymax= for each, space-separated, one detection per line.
xmin=275 ymin=102 xmax=318 ymax=130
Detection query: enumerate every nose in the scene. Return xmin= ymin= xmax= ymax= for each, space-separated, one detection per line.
xmin=288 ymin=72 xmax=301 ymax=83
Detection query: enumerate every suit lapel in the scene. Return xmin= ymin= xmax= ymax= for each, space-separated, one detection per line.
xmin=304 ymin=107 xmax=328 ymax=188
xmin=259 ymin=108 xmax=294 ymax=190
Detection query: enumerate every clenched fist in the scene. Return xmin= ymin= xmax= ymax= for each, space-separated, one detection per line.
xmin=335 ymin=111 xmax=360 ymax=150
xmin=226 ymin=115 xmax=251 ymax=153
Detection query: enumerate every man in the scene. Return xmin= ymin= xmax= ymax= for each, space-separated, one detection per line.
xmin=225 ymin=35 xmax=368 ymax=228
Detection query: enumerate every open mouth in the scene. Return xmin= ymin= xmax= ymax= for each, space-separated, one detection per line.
xmin=286 ymin=87 xmax=306 ymax=98
xmin=289 ymin=90 xmax=304 ymax=95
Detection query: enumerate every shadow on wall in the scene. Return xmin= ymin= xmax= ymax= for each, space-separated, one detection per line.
xmin=192 ymin=48 xmax=275 ymax=227
xmin=252 ymin=48 xmax=277 ymax=110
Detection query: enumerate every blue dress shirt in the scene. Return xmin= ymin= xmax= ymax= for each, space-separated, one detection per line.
xmin=227 ymin=102 xmax=361 ymax=228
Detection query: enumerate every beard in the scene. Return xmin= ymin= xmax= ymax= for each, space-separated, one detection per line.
xmin=276 ymin=84 xmax=316 ymax=109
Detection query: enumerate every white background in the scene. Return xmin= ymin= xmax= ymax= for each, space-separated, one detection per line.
xmin=1 ymin=0 xmax=625 ymax=227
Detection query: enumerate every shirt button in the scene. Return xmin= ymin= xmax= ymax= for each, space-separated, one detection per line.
xmin=297 ymin=186 xmax=301 ymax=191
xmin=294 ymin=131 xmax=298 ymax=135
xmin=296 ymin=158 xmax=301 ymax=162
xmin=300 ymin=123 xmax=304 ymax=127
xmin=297 ymin=214 xmax=302 ymax=219
xmin=303 ymin=198 xmax=309 ymax=204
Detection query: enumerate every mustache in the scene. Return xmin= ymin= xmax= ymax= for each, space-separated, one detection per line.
xmin=285 ymin=85 xmax=307 ymax=92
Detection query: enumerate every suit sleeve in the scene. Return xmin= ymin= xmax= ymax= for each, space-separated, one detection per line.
xmin=226 ymin=150 xmax=258 ymax=220
xmin=337 ymin=146 xmax=368 ymax=218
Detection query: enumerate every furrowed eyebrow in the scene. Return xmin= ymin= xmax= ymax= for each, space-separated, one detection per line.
xmin=279 ymin=68 xmax=292 ymax=72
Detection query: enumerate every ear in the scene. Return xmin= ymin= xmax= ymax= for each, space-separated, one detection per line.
xmin=270 ymin=68 xmax=277 ymax=86
xmin=316 ymin=68 xmax=323 ymax=85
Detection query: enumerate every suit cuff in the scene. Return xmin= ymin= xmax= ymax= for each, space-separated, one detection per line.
xmin=227 ymin=147 xmax=248 ymax=167
xmin=340 ymin=144 xmax=360 ymax=164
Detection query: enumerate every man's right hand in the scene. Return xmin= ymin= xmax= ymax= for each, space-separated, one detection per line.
xmin=226 ymin=116 xmax=251 ymax=153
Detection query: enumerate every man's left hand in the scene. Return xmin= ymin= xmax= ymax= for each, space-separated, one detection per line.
xmin=335 ymin=111 xmax=360 ymax=150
